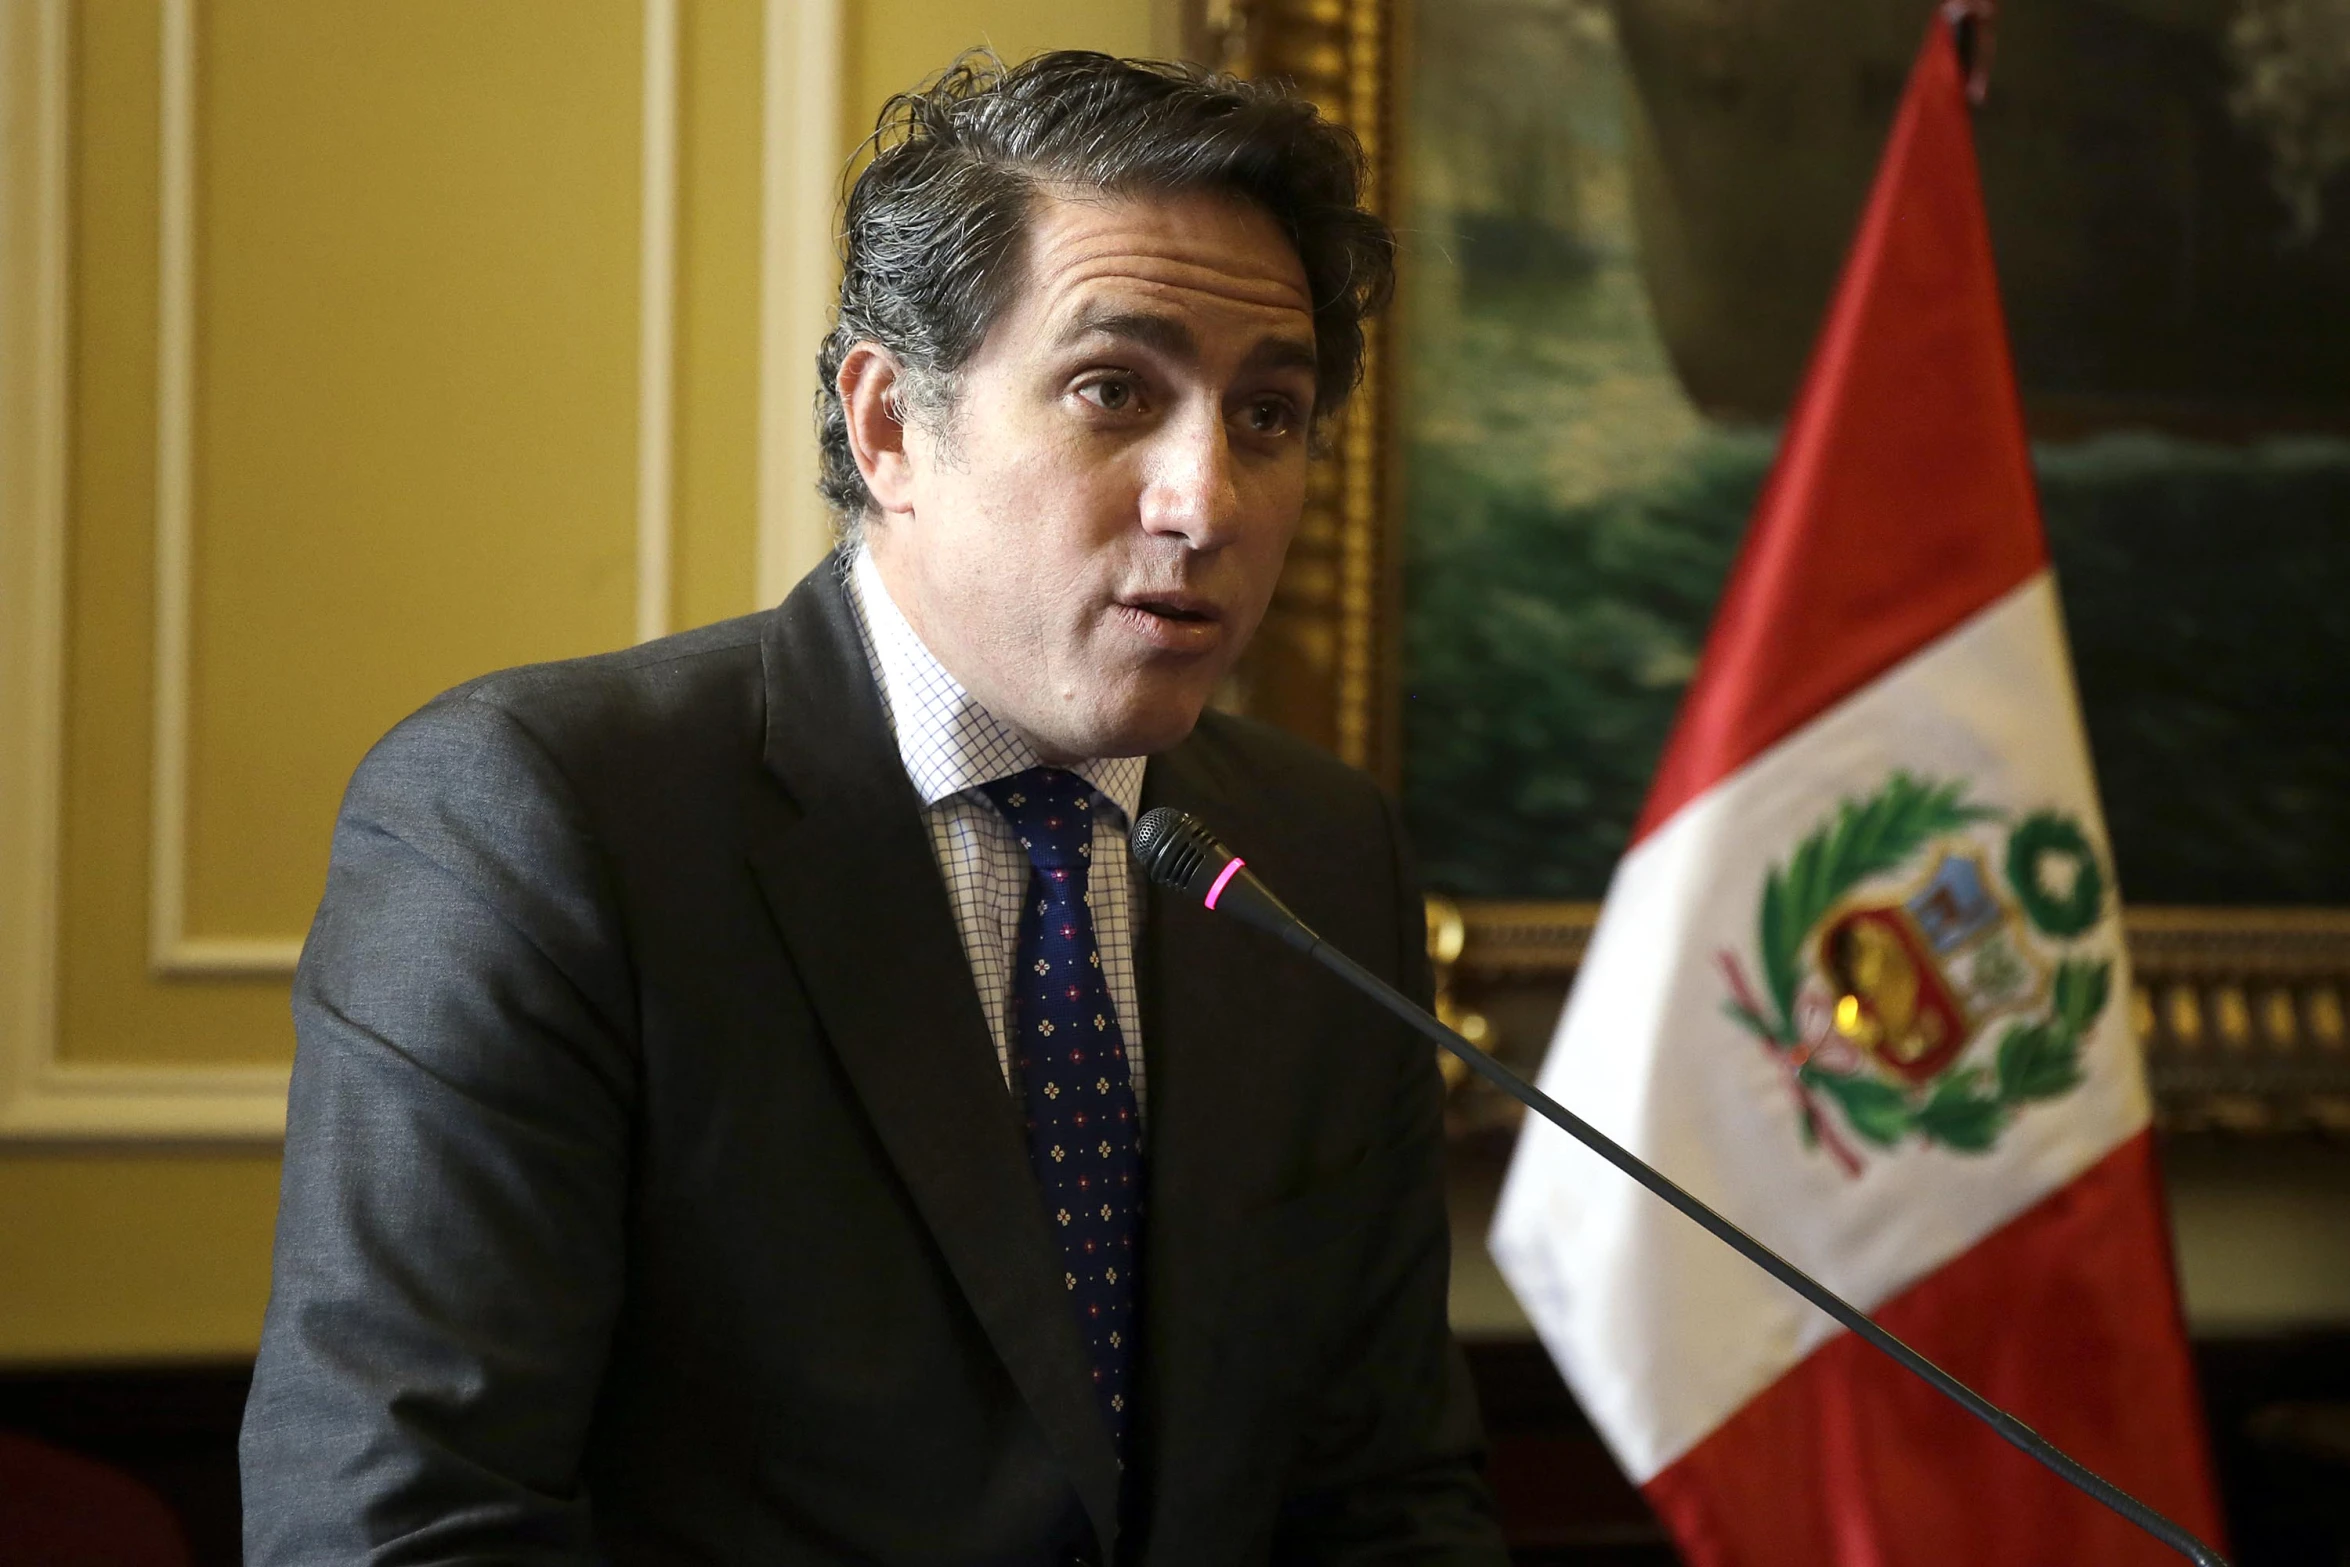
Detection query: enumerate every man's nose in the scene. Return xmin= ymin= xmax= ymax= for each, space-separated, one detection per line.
xmin=1138 ymin=407 xmax=1243 ymax=550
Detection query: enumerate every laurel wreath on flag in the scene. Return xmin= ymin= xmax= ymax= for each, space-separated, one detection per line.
xmin=2006 ymin=811 xmax=2105 ymax=938
xmin=1719 ymin=773 xmax=2114 ymax=1165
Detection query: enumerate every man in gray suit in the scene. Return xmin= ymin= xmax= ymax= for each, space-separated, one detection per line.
xmin=242 ymin=52 xmax=1505 ymax=1565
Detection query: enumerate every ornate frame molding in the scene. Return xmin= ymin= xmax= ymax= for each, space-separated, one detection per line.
xmin=1430 ymin=901 xmax=2350 ymax=1136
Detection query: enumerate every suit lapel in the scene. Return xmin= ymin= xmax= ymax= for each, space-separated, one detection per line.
xmin=1131 ymin=741 xmax=1311 ymax=1496
xmin=744 ymin=563 xmax=1122 ymax=1552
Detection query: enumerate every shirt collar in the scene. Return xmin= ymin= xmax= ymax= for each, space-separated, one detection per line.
xmin=846 ymin=546 xmax=1147 ymax=824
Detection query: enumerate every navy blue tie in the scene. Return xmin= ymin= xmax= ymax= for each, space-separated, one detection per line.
xmin=980 ymin=767 xmax=1143 ymax=1453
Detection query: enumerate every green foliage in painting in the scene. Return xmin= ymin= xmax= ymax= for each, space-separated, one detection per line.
xmin=1401 ymin=437 xmax=1765 ymax=899
xmin=1403 ymin=434 xmax=2350 ymax=903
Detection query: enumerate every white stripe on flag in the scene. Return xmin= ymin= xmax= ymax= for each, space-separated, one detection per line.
xmin=1490 ymin=573 xmax=2150 ymax=1483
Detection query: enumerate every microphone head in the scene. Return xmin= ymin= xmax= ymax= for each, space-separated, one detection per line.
xmin=1129 ymin=807 xmax=1234 ymax=896
xmin=1129 ymin=806 xmax=1316 ymax=947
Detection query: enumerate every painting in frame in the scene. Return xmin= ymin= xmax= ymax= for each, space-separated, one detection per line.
xmin=1191 ymin=0 xmax=2350 ymax=1131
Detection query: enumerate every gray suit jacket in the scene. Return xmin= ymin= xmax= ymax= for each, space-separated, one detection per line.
xmin=241 ymin=560 xmax=1503 ymax=1565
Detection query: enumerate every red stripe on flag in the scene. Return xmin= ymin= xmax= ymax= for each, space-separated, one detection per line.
xmin=1642 ymin=1130 xmax=2226 ymax=1566
xmin=1632 ymin=19 xmax=2046 ymax=845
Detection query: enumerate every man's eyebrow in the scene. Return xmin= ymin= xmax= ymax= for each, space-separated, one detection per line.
xmin=1057 ymin=307 xmax=1199 ymax=360
xmin=1240 ymin=334 xmax=1320 ymax=380
xmin=1056 ymin=306 xmax=1319 ymax=382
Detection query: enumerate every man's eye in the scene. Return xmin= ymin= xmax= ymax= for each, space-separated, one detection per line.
xmin=1243 ymin=397 xmax=1297 ymax=436
xmin=1077 ymin=377 xmax=1140 ymax=412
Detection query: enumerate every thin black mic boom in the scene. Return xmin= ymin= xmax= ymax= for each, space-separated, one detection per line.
xmin=1130 ymin=806 xmax=2228 ymax=1567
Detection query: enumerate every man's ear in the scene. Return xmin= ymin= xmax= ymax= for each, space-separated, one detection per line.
xmin=837 ymin=342 xmax=919 ymax=517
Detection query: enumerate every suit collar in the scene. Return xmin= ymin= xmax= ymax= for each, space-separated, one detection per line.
xmin=749 ymin=561 xmax=1124 ymax=1554
xmin=757 ymin=553 xmax=893 ymax=816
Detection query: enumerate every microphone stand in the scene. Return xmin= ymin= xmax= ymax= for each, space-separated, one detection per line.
xmin=1131 ymin=810 xmax=2228 ymax=1567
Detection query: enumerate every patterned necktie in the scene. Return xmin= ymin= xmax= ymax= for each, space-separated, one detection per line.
xmin=979 ymin=766 xmax=1143 ymax=1454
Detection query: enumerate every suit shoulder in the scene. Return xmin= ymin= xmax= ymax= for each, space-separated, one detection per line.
xmin=342 ymin=611 xmax=773 ymax=832
xmin=452 ymin=611 xmax=766 ymax=719
xmin=418 ymin=610 xmax=768 ymax=760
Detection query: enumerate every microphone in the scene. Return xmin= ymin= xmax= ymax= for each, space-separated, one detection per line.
xmin=1127 ymin=807 xmax=1317 ymax=952
xmin=1131 ymin=806 xmax=2229 ymax=1567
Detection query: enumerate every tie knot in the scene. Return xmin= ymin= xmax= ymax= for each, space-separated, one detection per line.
xmin=981 ymin=768 xmax=1097 ymax=869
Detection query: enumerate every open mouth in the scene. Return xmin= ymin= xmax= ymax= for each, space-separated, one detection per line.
xmin=1122 ymin=595 xmax=1219 ymax=625
xmin=1114 ymin=593 xmax=1226 ymax=651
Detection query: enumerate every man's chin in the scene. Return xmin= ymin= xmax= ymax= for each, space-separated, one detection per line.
xmin=1107 ymin=706 xmax=1207 ymax=760
xmin=1029 ymin=691 xmax=1212 ymax=764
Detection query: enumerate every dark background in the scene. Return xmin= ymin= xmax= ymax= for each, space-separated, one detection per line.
xmin=7 ymin=1339 xmax=2346 ymax=1566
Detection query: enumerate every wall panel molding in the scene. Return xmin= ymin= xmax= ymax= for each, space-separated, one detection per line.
xmin=0 ymin=0 xmax=289 ymax=1140
xmin=147 ymin=0 xmax=688 ymax=978
xmin=756 ymin=0 xmax=845 ymax=606
xmin=637 ymin=0 xmax=680 ymax=644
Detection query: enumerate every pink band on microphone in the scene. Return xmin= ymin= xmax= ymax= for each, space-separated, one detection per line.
xmin=1202 ymin=857 xmax=1247 ymax=911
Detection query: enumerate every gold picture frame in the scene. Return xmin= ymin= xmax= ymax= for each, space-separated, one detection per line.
xmin=1430 ymin=901 xmax=2350 ymax=1140
xmin=1192 ymin=0 xmax=1400 ymax=785
xmin=1201 ymin=0 xmax=2350 ymax=1134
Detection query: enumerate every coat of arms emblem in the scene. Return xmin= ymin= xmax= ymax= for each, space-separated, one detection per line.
xmin=1719 ymin=773 xmax=2114 ymax=1172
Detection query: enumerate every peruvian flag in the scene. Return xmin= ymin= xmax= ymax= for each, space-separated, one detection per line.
xmin=1488 ymin=13 xmax=2225 ymax=1564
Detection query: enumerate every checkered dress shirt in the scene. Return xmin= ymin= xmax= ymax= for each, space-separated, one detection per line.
xmin=844 ymin=549 xmax=1149 ymax=1115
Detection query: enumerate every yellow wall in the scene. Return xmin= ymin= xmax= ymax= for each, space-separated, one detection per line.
xmin=0 ymin=0 xmax=1157 ymax=1366
xmin=848 ymin=0 xmax=1156 ymax=148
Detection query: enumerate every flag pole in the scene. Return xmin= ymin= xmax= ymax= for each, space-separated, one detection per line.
xmin=1941 ymin=0 xmax=1996 ymax=105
